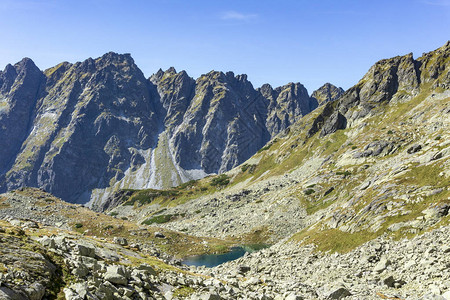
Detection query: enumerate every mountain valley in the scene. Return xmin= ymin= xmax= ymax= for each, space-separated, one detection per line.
xmin=0 ymin=41 xmax=449 ymax=300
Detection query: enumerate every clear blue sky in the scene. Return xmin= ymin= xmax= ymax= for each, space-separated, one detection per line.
xmin=0 ymin=0 xmax=449 ymax=92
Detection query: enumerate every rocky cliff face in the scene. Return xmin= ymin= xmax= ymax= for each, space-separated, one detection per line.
xmin=309 ymin=41 xmax=449 ymax=137
xmin=310 ymin=82 xmax=344 ymax=105
xmin=2 ymin=53 xmax=160 ymax=204
xmin=0 ymin=55 xmax=320 ymax=205
xmin=0 ymin=58 xmax=43 ymax=174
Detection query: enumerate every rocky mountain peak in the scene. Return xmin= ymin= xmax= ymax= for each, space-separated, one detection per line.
xmin=166 ymin=66 xmax=177 ymax=74
xmin=263 ymin=81 xmax=318 ymax=137
xmin=311 ymin=83 xmax=344 ymax=105
xmin=152 ymin=68 xmax=165 ymax=81
xmin=0 ymin=64 xmax=18 ymax=94
xmin=14 ymin=57 xmax=37 ymax=70
xmin=307 ymin=42 xmax=449 ymax=139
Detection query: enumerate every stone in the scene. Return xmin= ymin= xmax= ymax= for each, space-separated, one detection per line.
xmin=113 ymin=237 xmax=128 ymax=246
xmin=154 ymin=232 xmax=166 ymax=238
xmin=72 ymin=283 xmax=88 ymax=299
xmin=285 ymin=293 xmax=304 ymax=300
xmin=24 ymin=282 xmax=45 ymax=300
xmin=383 ymin=275 xmax=396 ymax=288
xmin=22 ymin=220 xmax=39 ymax=229
xmin=320 ymin=286 xmax=352 ymax=299
xmin=442 ymin=290 xmax=450 ymax=300
xmin=104 ymin=265 xmax=128 ymax=285
xmin=75 ymin=244 xmax=96 ymax=258
xmin=373 ymin=256 xmax=391 ymax=273
xmin=407 ymin=144 xmax=422 ymax=154
xmin=238 ymin=265 xmax=251 ymax=274
xmin=137 ymin=264 xmax=157 ymax=275
xmin=64 ymin=287 xmax=84 ymax=300
xmin=200 ymin=293 xmax=222 ymax=300
xmin=38 ymin=236 xmax=56 ymax=249
xmin=72 ymin=264 xmax=89 ymax=277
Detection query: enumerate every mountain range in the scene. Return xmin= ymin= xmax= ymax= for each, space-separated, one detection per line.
xmin=0 ymin=54 xmax=341 ymax=206
xmin=0 ymin=41 xmax=448 ymax=299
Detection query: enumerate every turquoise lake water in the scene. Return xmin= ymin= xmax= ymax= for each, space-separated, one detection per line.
xmin=182 ymin=244 xmax=269 ymax=268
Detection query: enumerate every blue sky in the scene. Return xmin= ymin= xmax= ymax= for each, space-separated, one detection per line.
xmin=0 ymin=0 xmax=449 ymax=92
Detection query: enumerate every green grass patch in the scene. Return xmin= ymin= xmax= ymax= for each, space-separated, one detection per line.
xmin=173 ymin=286 xmax=196 ymax=298
xmin=142 ymin=213 xmax=185 ymax=225
xmin=123 ymin=189 xmax=180 ymax=206
xmin=257 ymin=144 xmax=272 ymax=153
xmin=336 ymin=170 xmax=352 ymax=177
xmin=241 ymin=164 xmax=256 ymax=173
xmin=211 ymin=174 xmax=230 ymax=187
xmin=399 ymin=162 xmax=447 ymax=187
xmin=292 ymin=227 xmax=378 ymax=253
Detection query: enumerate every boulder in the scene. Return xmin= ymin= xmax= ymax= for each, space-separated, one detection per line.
xmin=407 ymin=144 xmax=422 ymax=154
xmin=137 ymin=264 xmax=157 ymax=275
xmin=113 ymin=237 xmax=128 ymax=246
xmin=154 ymin=232 xmax=166 ymax=238
xmin=442 ymin=290 xmax=450 ymax=300
xmin=238 ymin=265 xmax=251 ymax=274
xmin=75 ymin=244 xmax=96 ymax=258
xmin=38 ymin=236 xmax=56 ymax=249
xmin=104 ymin=265 xmax=128 ymax=285
xmin=383 ymin=275 xmax=396 ymax=288
xmin=285 ymin=293 xmax=304 ymax=300
xmin=200 ymin=293 xmax=222 ymax=300
xmin=24 ymin=283 xmax=45 ymax=300
xmin=318 ymin=284 xmax=352 ymax=299
xmin=373 ymin=256 xmax=391 ymax=273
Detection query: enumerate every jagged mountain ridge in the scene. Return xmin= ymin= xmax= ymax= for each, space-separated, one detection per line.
xmin=107 ymin=41 xmax=449 ymax=246
xmin=0 ymin=54 xmax=329 ymax=205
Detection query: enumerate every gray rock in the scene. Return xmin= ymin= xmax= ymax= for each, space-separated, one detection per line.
xmin=38 ymin=236 xmax=55 ymax=249
xmin=75 ymin=244 xmax=96 ymax=258
xmin=24 ymin=283 xmax=45 ymax=300
xmin=0 ymin=286 xmax=28 ymax=300
xmin=137 ymin=264 xmax=156 ymax=275
xmin=383 ymin=275 xmax=396 ymax=288
xmin=199 ymin=293 xmax=222 ymax=300
xmin=407 ymin=144 xmax=422 ymax=154
xmin=238 ymin=265 xmax=251 ymax=274
xmin=72 ymin=264 xmax=89 ymax=277
xmin=373 ymin=256 xmax=391 ymax=273
xmin=320 ymin=285 xmax=352 ymax=299
xmin=104 ymin=265 xmax=128 ymax=285
xmin=154 ymin=232 xmax=166 ymax=238
xmin=113 ymin=237 xmax=128 ymax=246
xmin=285 ymin=293 xmax=304 ymax=300
xmin=442 ymin=290 xmax=450 ymax=300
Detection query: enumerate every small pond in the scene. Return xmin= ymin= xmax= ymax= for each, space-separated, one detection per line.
xmin=182 ymin=244 xmax=269 ymax=268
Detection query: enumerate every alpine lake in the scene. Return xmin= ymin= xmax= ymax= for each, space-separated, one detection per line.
xmin=182 ymin=244 xmax=270 ymax=268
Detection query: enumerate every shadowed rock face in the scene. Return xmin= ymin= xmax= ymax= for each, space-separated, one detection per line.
xmin=0 ymin=54 xmax=319 ymax=205
xmin=0 ymin=59 xmax=43 ymax=173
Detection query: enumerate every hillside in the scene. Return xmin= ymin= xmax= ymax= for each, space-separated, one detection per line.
xmin=101 ymin=42 xmax=450 ymax=298
xmin=0 ymin=41 xmax=449 ymax=299
xmin=108 ymin=41 xmax=450 ymax=246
